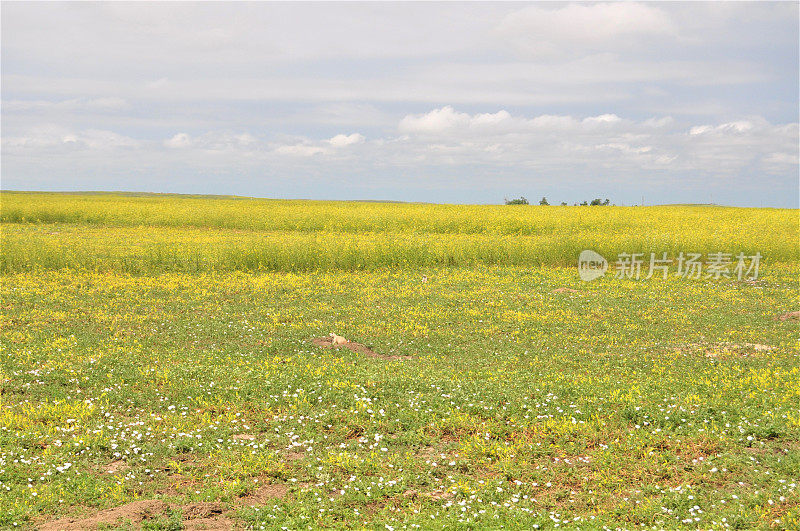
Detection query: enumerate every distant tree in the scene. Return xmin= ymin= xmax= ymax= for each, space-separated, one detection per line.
xmin=505 ymin=197 xmax=529 ymax=205
xmin=580 ymin=201 xmax=588 ymax=206
xmin=590 ymin=198 xmax=603 ymax=206
xmin=602 ymin=198 xmax=611 ymax=206
xmin=560 ymin=202 xmax=568 ymax=206
xmin=539 ymin=197 xmax=549 ymax=205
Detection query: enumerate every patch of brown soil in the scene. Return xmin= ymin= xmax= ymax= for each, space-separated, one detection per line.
xmin=743 ymin=440 xmax=800 ymax=455
xmin=552 ymin=288 xmax=581 ymax=294
xmin=364 ymin=498 xmax=388 ymax=515
xmin=778 ymin=310 xmax=800 ymax=321
xmin=400 ymin=488 xmax=454 ymax=501
xmin=240 ymin=482 xmax=289 ymax=505
xmin=170 ymin=452 xmax=196 ymax=466
xmin=157 ymin=473 xmax=201 ymax=497
xmin=231 ymin=433 xmax=255 ymax=440
xmin=345 ymin=425 xmax=365 ymax=439
xmin=285 ymin=450 xmax=306 ymax=461
xmin=678 ymin=341 xmax=774 ymax=357
xmin=179 ymin=502 xmax=236 ymax=530
xmin=416 ymin=446 xmax=438 ymax=459
xmin=742 ymin=343 xmax=774 ymax=351
xmin=103 ymin=459 xmax=129 ymax=474
xmin=39 ymin=500 xmax=169 ymax=530
xmin=183 ymin=517 xmax=237 ymax=530
xmin=311 ymin=336 xmax=410 ymax=361
xmin=182 ymin=502 xmax=224 ymax=519
xmin=428 ymin=489 xmax=455 ymax=501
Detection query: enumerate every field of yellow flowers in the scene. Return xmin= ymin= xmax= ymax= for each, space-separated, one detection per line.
xmin=1 ymin=192 xmax=798 ymax=529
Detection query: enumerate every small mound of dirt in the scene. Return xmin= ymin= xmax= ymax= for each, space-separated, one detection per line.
xmin=39 ymin=500 xmax=169 ymax=530
xmin=183 ymin=502 xmax=224 ymax=519
xmin=778 ymin=310 xmax=800 ymax=321
xmin=311 ymin=336 xmax=410 ymax=361
xmin=42 ymin=499 xmax=243 ymax=530
xmin=552 ymin=287 xmax=581 ymax=294
xmin=179 ymin=502 xmax=235 ymax=530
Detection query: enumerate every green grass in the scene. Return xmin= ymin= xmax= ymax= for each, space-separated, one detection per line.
xmin=0 ymin=193 xmax=798 ymax=529
xmin=1 ymin=192 xmax=798 ymax=273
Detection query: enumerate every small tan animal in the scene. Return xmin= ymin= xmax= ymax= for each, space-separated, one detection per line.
xmin=330 ymin=333 xmax=348 ymax=345
xmin=422 ymin=275 xmax=428 ymax=283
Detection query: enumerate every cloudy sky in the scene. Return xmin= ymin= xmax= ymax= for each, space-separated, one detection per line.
xmin=2 ymin=2 xmax=798 ymax=206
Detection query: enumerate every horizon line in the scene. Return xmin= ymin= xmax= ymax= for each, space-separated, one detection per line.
xmin=1 ymin=189 xmax=796 ymax=210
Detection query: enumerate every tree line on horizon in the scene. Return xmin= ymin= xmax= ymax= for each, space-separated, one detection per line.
xmin=504 ymin=197 xmax=612 ymax=206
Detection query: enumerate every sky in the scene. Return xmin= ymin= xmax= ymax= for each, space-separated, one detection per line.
xmin=2 ymin=1 xmax=798 ymax=207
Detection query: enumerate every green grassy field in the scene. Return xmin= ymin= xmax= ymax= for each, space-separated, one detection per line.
xmin=1 ymin=192 xmax=798 ymax=529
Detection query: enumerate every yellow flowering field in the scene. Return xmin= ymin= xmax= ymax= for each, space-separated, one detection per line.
xmin=1 ymin=192 xmax=798 ymax=529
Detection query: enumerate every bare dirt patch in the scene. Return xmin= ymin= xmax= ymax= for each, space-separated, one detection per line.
xmin=401 ymin=489 xmax=454 ymax=501
xmin=777 ymin=310 xmax=800 ymax=321
xmin=428 ymin=489 xmax=455 ymax=501
xmin=39 ymin=500 xmax=170 ymax=530
xmin=416 ymin=445 xmax=439 ymax=460
xmin=240 ymin=482 xmax=289 ymax=505
xmin=179 ymin=502 xmax=238 ymax=530
xmin=364 ymin=498 xmax=388 ymax=515
xmin=157 ymin=473 xmax=201 ymax=497
xmin=311 ymin=336 xmax=410 ymax=361
xmin=231 ymin=433 xmax=255 ymax=440
xmin=102 ymin=459 xmax=129 ymax=474
xmin=677 ymin=341 xmax=775 ymax=357
xmin=552 ymin=288 xmax=581 ymax=294
xmin=183 ymin=517 xmax=237 ymax=530
xmin=41 ymin=499 xmax=245 ymax=530
xmin=182 ymin=502 xmax=224 ymax=519
xmin=285 ymin=450 xmax=306 ymax=461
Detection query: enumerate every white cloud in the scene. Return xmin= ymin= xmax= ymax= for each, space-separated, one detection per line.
xmin=680 ymin=119 xmax=798 ymax=172
xmin=5 ymin=111 xmax=795 ymax=181
xmin=596 ymin=143 xmax=653 ymax=155
xmin=1 ymin=3 xmax=796 ymax=204
xmin=2 ymin=97 xmax=129 ymax=112
xmin=273 ymin=143 xmax=332 ymax=157
xmin=391 ymin=107 xmax=797 ymax=175
xmin=2 ymin=126 xmax=140 ymax=151
xmin=164 ymin=133 xmax=192 ymax=148
xmin=582 ymin=114 xmax=624 ymax=127
xmin=164 ymin=132 xmax=259 ymax=151
xmin=764 ymin=152 xmax=799 ymax=165
xmin=495 ymin=3 xmax=677 ymax=57
xmin=400 ymin=108 xmax=630 ymax=136
xmin=399 ymin=106 xmax=471 ymax=133
xmin=77 ymin=129 xmax=139 ymax=149
xmin=328 ymin=133 xmax=365 ymax=147
xmin=642 ymin=117 xmax=674 ymax=128
xmin=147 ymin=78 xmax=169 ymax=90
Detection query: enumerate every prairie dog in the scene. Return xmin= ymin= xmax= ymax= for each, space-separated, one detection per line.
xmin=330 ymin=333 xmax=348 ymax=345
